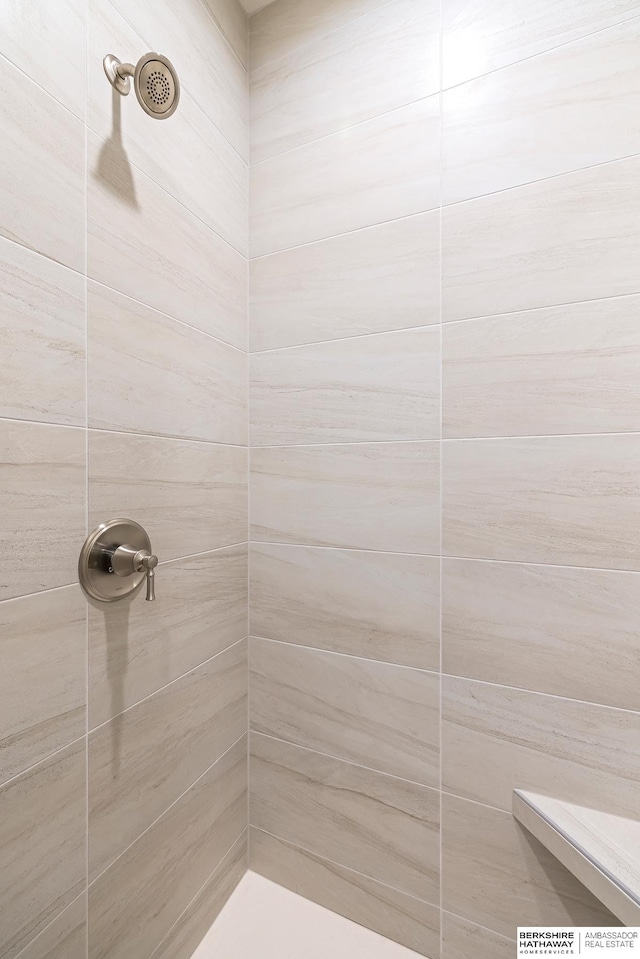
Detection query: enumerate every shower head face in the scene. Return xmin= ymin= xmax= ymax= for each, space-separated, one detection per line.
xmin=134 ymin=53 xmax=180 ymax=119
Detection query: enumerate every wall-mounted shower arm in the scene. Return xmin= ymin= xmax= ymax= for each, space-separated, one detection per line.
xmin=103 ymin=51 xmax=180 ymax=119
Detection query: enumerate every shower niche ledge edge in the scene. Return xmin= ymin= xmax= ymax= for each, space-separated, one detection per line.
xmin=513 ymin=789 xmax=640 ymax=925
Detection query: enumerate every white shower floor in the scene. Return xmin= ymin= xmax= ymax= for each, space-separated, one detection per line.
xmin=191 ymin=871 xmax=425 ymax=959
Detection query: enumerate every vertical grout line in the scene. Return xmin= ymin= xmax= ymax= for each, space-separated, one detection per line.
xmin=438 ymin=0 xmax=444 ymax=953
xmin=84 ymin=1 xmax=90 ymax=956
xmin=246 ymin=10 xmax=252 ymax=869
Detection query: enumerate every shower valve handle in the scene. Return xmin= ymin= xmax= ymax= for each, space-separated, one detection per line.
xmin=78 ymin=519 xmax=159 ymax=604
xmin=111 ymin=545 xmax=158 ymax=602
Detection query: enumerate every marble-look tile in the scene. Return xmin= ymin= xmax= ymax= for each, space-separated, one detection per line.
xmin=89 ymin=431 xmax=247 ymax=562
xmin=250 ymin=638 xmax=438 ymax=785
xmin=0 ymin=0 xmax=85 ymax=118
xmin=250 ymin=0 xmax=438 ymax=163
xmin=90 ymin=544 xmax=247 ymax=728
xmin=149 ymin=833 xmax=247 ymax=959
xmin=442 ymin=912 xmax=514 ymax=959
xmin=0 ymin=421 xmax=85 ymax=601
xmin=88 ymin=0 xmax=247 ymax=254
xmin=250 ymin=543 xmax=439 ymax=669
xmin=89 ymin=639 xmax=247 ymax=881
xmin=444 ymin=19 xmax=640 ymax=204
xmin=202 ymin=0 xmax=248 ymax=67
xmin=0 ymin=587 xmax=85 ymax=788
xmin=251 ymin=99 xmax=439 ymax=257
xmin=250 ymin=828 xmax=440 ymax=958
xmin=88 ymin=283 xmax=246 ymax=445
xmin=251 ymin=442 xmax=439 ymax=554
xmin=443 ymin=434 xmax=640 ymax=568
xmin=88 ymin=736 xmax=247 ymax=959
xmin=0 ymin=56 xmax=84 ymax=271
xmin=0 ymin=741 xmax=86 ymax=959
xmin=251 ymin=329 xmax=439 ymax=446
xmin=16 ymin=895 xmax=86 ymax=959
xmin=87 ymin=132 xmax=246 ymax=351
xmin=442 ymin=0 xmax=640 ymax=88
xmin=250 ymin=213 xmax=440 ymax=351
xmin=442 ymin=794 xmax=617 ymax=939
xmin=443 ymin=155 xmax=640 ymax=322
xmin=442 ymin=676 xmax=640 ymax=821
xmin=108 ymin=0 xmax=248 ymax=158
xmin=0 ymin=237 xmax=84 ymax=427
xmin=443 ymin=295 xmax=640 ymax=438
xmin=250 ymin=734 xmax=439 ymax=902
xmin=443 ymin=558 xmax=640 ymax=712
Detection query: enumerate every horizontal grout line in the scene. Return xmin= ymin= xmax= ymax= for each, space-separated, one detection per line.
xmin=442 ymin=908 xmax=516 ymax=945
xmin=441 ymin=288 xmax=640 ymax=326
xmin=440 ymin=788 xmax=514 ymax=819
xmin=158 ymin=541 xmax=249 ymax=567
xmin=250 ymin=633 xmax=438 ymax=675
xmin=0 ymin=49 xmax=85 ymax=124
xmin=88 ymin=424 xmax=248 ymax=448
xmin=442 ymin=430 xmax=640 ymax=441
xmin=249 ymin=322 xmax=441 ymax=355
xmin=13 ymin=890 xmax=88 ymax=959
xmin=250 ymin=438 xmax=439 ymax=449
xmin=194 ymin=0 xmax=249 ymax=73
xmin=0 ymin=735 xmax=85 ymax=794
xmin=250 ymin=541 xmax=440 ymax=558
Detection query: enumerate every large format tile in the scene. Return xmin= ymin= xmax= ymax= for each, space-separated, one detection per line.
xmin=89 ymin=431 xmax=247 ymax=562
xmin=251 ymin=442 xmax=439 ymax=554
xmin=0 ymin=56 xmax=84 ymax=271
xmin=87 ymin=132 xmax=246 ymax=350
xmin=442 ymin=912 xmax=514 ymax=959
xmin=16 ymin=895 xmax=86 ymax=959
xmin=442 ymin=794 xmax=617 ymax=939
xmin=250 ymin=638 xmax=438 ymax=785
xmin=0 ymin=421 xmax=85 ymax=601
xmin=90 ymin=544 xmax=248 ymax=728
xmin=251 ymin=328 xmax=439 ymax=446
xmin=251 ymin=0 xmax=438 ymax=163
xmin=89 ymin=640 xmax=247 ymax=881
xmin=442 ymin=676 xmax=640 ymax=821
xmin=443 ymin=19 xmax=640 ymax=204
xmin=251 ymin=99 xmax=439 ymax=257
xmin=250 ymin=734 xmax=439 ymax=902
xmin=443 ymin=295 xmax=640 ymax=438
xmin=250 ymin=213 xmax=440 ymax=351
xmin=250 ymin=543 xmax=439 ymax=669
xmin=88 ymin=283 xmax=246 ymax=444
xmin=0 ymin=215 xmax=84 ymax=427
xmin=202 ymin=0 xmax=248 ymax=68
xmin=443 ymin=558 xmax=640 ymax=711
xmin=88 ymin=736 xmax=247 ymax=959
xmin=0 ymin=587 xmax=85 ymax=787
xmin=443 ymin=434 xmax=640 ymax=568
xmin=251 ymin=829 xmax=440 ymax=958
xmin=443 ymin=155 xmax=640 ymax=322
xmin=0 ymin=741 xmax=86 ymax=959
xmin=442 ymin=0 xmax=640 ymax=88
xmin=88 ymin=0 xmax=248 ymax=253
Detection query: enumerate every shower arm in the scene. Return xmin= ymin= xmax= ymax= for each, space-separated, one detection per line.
xmin=103 ymin=54 xmax=135 ymax=96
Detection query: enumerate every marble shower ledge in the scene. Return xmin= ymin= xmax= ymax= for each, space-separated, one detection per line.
xmin=513 ymin=790 xmax=640 ymax=926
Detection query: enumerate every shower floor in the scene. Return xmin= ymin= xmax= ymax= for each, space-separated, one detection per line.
xmin=191 ymin=871 xmax=425 ymax=959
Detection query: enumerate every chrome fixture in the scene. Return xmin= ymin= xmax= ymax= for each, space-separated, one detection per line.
xmin=103 ymin=52 xmax=180 ymax=119
xmin=79 ymin=519 xmax=158 ymax=603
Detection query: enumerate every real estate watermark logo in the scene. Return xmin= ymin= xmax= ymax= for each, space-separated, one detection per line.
xmin=517 ymin=928 xmax=640 ymax=955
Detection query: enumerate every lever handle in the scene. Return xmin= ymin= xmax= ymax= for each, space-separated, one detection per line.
xmin=111 ymin=544 xmax=158 ymax=601
xmin=137 ymin=551 xmax=158 ymax=602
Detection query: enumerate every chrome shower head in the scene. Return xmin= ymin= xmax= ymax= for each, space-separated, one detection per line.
xmin=103 ymin=51 xmax=180 ymax=119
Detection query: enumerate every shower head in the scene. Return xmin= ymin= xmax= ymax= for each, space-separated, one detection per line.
xmin=103 ymin=52 xmax=180 ymax=119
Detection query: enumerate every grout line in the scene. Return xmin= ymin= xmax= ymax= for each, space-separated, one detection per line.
xmin=251 ymin=437 xmax=439 ymax=448
xmin=87 ymin=423 xmax=248 ymax=448
xmin=12 ymin=890 xmax=89 ymax=959
xmin=442 ymin=908 xmax=516 ymax=945
xmin=249 ymin=321 xmax=441 ymax=355
xmin=0 ymin=736 xmax=86 ymax=794
xmin=194 ymin=0 xmax=249 ymax=73
xmin=83 ymin=4 xmax=90 ymax=955
xmin=250 ymin=633 xmax=438 ymax=674
xmin=437 ymin=0 xmax=444 ymax=947
xmin=441 ymin=288 xmax=640 ymax=327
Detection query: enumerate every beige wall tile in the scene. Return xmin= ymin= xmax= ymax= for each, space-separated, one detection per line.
xmin=87 ymin=132 xmax=247 ymax=351
xmin=88 ymin=283 xmax=246 ymax=445
xmin=443 ymin=296 xmax=640 ymax=438
xmin=442 ymin=0 xmax=640 ymax=88
xmin=0 ymin=586 xmax=85 ymax=787
xmin=0 ymin=57 xmax=84 ymax=272
xmin=0 ymin=238 xmax=85 ymax=427
xmin=89 ymin=640 xmax=247 ymax=880
xmin=250 ymin=213 xmax=440 ymax=351
xmin=443 ymin=434 xmax=640 ymax=568
xmin=442 ymin=676 xmax=640 ymax=821
xmin=202 ymin=0 xmax=248 ymax=68
xmin=250 ymin=543 xmax=439 ymax=669
xmin=251 ymin=442 xmax=439 ymax=553
xmin=16 ymin=895 xmax=86 ymax=959
xmin=88 ymin=736 xmax=247 ymax=959
xmin=89 ymin=431 xmax=247 ymax=562
xmin=250 ymin=637 xmax=438 ymax=785
xmin=0 ymin=741 xmax=86 ymax=959
xmin=442 ymin=794 xmax=618 ymax=938
xmin=443 ymin=155 xmax=640 ymax=322
xmin=444 ymin=19 xmax=640 ymax=204
xmin=251 ymin=99 xmax=439 ymax=257
xmin=251 ymin=0 xmax=438 ymax=163
xmin=90 ymin=544 xmax=248 ymax=728
xmin=0 ymin=421 xmax=85 ymax=601
xmin=251 ymin=328 xmax=439 ymax=445
xmin=443 ymin=558 xmax=640 ymax=712
xmin=250 ymin=733 xmax=439 ymax=902
xmin=442 ymin=912 xmax=514 ymax=959
xmin=251 ymin=828 xmax=440 ymax=957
